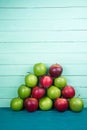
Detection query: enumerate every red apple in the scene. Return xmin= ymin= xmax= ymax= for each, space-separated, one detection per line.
xmin=24 ymin=98 xmax=38 ymax=112
xmin=40 ymin=75 xmax=53 ymax=88
xmin=49 ymin=64 xmax=63 ymax=77
xmin=62 ymin=85 xmax=75 ymax=99
xmin=54 ymin=98 xmax=68 ymax=112
xmin=32 ymin=86 xmax=45 ymax=99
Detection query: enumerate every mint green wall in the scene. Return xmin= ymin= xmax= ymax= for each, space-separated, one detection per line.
xmin=0 ymin=0 xmax=87 ymax=107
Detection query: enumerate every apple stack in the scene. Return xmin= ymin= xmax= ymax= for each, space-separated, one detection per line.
xmin=10 ymin=63 xmax=84 ymax=112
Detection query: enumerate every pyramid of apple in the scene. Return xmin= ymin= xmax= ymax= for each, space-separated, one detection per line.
xmin=10 ymin=63 xmax=84 ymax=112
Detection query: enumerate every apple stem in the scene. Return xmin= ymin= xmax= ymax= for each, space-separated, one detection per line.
xmin=46 ymin=71 xmax=49 ymax=75
xmin=77 ymin=94 xmax=80 ymax=98
xmin=27 ymin=72 xmax=31 ymax=74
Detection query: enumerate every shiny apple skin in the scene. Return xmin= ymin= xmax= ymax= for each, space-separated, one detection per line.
xmin=69 ymin=98 xmax=84 ymax=112
xmin=32 ymin=86 xmax=45 ymax=99
xmin=24 ymin=98 xmax=38 ymax=112
xmin=39 ymin=97 xmax=53 ymax=111
xmin=49 ymin=64 xmax=63 ymax=77
xmin=40 ymin=76 xmax=53 ymax=88
xmin=54 ymin=98 xmax=68 ymax=112
xmin=62 ymin=85 xmax=75 ymax=99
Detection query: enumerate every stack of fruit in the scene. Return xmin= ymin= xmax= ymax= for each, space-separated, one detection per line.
xmin=10 ymin=63 xmax=84 ymax=112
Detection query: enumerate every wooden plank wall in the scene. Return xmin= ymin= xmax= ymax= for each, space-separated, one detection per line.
xmin=0 ymin=0 xmax=87 ymax=107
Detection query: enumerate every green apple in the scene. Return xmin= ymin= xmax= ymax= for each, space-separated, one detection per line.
xmin=39 ymin=97 xmax=53 ymax=110
xmin=33 ymin=63 xmax=47 ymax=76
xmin=47 ymin=86 xmax=61 ymax=99
xmin=25 ymin=74 xmax=38 ymax=87
xmin=18 ymin=85 xmax=31 ymax=99
xmin=54 ymin=76 xmax=67 ymax=89
xmin=10 ymin=97 xmax=23 ymax=111
xmin=69 ymin=98 xmax=84 ymax=112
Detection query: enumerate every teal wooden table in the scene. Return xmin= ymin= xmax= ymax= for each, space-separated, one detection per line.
xmin=0 ymin=108 xmax=87 ymax=130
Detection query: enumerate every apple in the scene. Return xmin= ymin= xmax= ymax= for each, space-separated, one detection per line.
xmin=10 ymin=97 xmax=23 ymax=111
xmin=39 ymin=97 xmax=53 ymax=110
xmin=33 ymin=63 xmax=47 ymax=76
xmin=24 ymin=98 xmax=38 ymax=112
xmin=47 ymin=86 xmax=61 ymax=99
xmin=49 ymin=64 xmax=63 ymax=77
xmin=62 ymin=85 xmax=75 ymax=99
xmin=18 ymin=85 xmax=31 ymax=99
xmin=32 ymin=86 xmax=45 ymax=99
xmin=25 ymin=74 xmax=38 ymax=87
xmin=54 ymin=76 xmax=67 ymax=89
xmin=40 ymin=75 xmax=53 ymax=88
xmin=54 ymin=98 xmax=68 ymax=112
xmin=69 ymin=98 xmax=84 ymax=112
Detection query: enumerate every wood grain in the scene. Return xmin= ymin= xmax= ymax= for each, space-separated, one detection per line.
xmin=0 ymin=0 xmax=87 ymax=107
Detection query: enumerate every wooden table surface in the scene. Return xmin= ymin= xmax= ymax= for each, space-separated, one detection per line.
xmin=0 ymin=108 xmax=87 ymax=130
